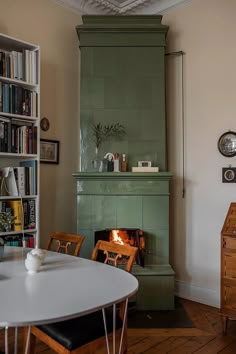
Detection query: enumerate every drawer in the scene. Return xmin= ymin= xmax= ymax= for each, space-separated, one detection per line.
xmin=222 ymin=252 xmax=236 ymax=279
xmin=222 ymin=284 xmax=236 ymax=311
xmin=223 ymin=228 xmax=236 ymax=236
xmin=222 ymin=237 xmax=236 ymax=249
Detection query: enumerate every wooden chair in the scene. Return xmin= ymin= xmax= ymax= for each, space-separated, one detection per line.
xmin=46 ymin=231 xmax=85 ymax=256
xmin=25 ymin=240 xmax=138 ymax=354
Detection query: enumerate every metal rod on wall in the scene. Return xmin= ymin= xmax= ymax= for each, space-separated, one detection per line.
xmin=165 ymin=50 xmax=186 ymax=198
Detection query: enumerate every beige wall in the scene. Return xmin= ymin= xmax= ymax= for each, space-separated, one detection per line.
xmin=163 ymin=0 xmax=236 ymax=306
xmin=0 ymin=0 xmax=82 ymax=247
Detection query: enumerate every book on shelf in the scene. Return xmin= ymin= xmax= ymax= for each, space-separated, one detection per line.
xmin=23 ymin=233 xmax=35 ymax=248
xmin=4 ymin=234 xmax=23 ymax=247
xmin=12 ymin=50 xmax=18 ymax=80
xmin=0 ymin=83 xmax=38 ymax=117
xmin=1 ymin=198 xmax=36 ymax=233
xmin=3 ymin=234 xmax=35 ymax=248
xmin=17 ymin=51 xmax=23 ymax=81
xmin=20 ymin=160 xmax=37 ymax=195
xmin=0 ymin=48 xmax=38 ymax=83
xmin=0 ymin=119 xmax=37 ymax=154
xmin=6 ymin=200 xmax=23 ymax=231
xmin=0 ymin=83 xmax=2 ymax=112
xmin=13 ymin=166 xmax=25 ymax=196
xmin=23 ymin=199 xmax=36 ymax=229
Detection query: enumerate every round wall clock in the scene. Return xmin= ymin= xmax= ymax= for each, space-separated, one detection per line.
xmin=40 ymin=117 xmax=50 ymax=132
xmin=218 ymin=131 xmax=236 ymax=157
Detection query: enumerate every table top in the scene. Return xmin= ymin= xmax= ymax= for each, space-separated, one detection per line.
xmin=0 ymin=246 xmax=138 ymax=327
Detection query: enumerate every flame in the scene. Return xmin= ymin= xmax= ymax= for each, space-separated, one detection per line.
xmin=111 ymin=230 xmax=124 ymax=245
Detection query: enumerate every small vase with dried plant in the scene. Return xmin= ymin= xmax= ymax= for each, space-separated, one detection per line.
xmin=91 ymin=122 xmax=126 ymax=171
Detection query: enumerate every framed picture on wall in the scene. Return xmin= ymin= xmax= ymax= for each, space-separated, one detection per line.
xmin=40 ymin=139 xmax=60 ymax=164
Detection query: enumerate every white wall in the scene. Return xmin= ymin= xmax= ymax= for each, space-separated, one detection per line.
xmin=163 ymin=0 xmax=236 ymax=307
xmin=0 ymin=0 xmax=82 ymax=247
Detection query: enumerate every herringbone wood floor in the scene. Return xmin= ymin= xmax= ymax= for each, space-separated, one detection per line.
xmin=2 ymin=298 xmax=236 ymax=353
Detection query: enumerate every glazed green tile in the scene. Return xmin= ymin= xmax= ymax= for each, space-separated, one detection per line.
xmin=104 ymin=77 xmax=128 ymax=109
xmin=143 ymin=196 xmax=169 ymax=229
xmin=126 ymin=48 xmax=163 ymax=76
xmin=144 ymin=229 xmax=169 ymax=265
xmin=138 ymin=110 xmax=164 ymax=140
xmin=80 ymin=78 xmax=104 ymax=109
xmin=80 ymin=48 xmax=93 ymax=77
xmin=93 ymin=47 xmax=126 ymax=77
xmin=128 ymin=141 xmax=165 ymax=170
xmin=77 ymin=228 xmax=94 ymax=259
xmin=91 ymin=195 xmax=117 ymax=229
xmin=77 ymin=195 xmax=92 ymax=229
xmin=127 ymin=78 xmax=153 ymax=109
xmin=116 ymin=196 xmax=142 ymax=228
xmin=152 ymin=79 xmax=165 ymax=108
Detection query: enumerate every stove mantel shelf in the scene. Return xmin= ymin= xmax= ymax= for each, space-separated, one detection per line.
xmin=72 ymin=171 xmax=173 ymax=181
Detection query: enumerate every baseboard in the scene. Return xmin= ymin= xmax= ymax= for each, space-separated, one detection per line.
xmin=175 ymin=280 xmax=220 ymax=308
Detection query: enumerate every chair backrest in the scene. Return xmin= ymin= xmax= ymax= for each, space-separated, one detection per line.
xmin=47 ymin=231 xmax=85 ymax=256
xmin=91 ymin=240 xmax=138 ymax=273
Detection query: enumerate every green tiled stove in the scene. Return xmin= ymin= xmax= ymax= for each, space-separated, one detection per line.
xmin=74 ymin=15 xmax=175 ymax=310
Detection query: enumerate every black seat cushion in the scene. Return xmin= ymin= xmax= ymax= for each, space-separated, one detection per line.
xmin=37 ymin=308 xmax=123 ymax=351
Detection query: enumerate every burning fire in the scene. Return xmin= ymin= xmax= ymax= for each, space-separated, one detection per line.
xmin=111 ymin=230 xmax=124 ymax=245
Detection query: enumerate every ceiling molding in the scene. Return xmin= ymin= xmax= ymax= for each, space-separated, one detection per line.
xmin=128 ymin=0 xmax=192 ymax=14
xmin=92 ymin=0 xmax=149 ymax=14
xmin=51 ymin=0 xmax=192 ymax=15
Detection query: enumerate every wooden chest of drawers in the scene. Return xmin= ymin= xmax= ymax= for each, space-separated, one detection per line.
xmin=221 ymin=202 xmax=236 ymax=333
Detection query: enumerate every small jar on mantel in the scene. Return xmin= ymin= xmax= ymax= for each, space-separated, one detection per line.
xmin=121 ymin=154 xmax=127 ymax=172
xmin=113 ymin=152 xmax=120 ymax=172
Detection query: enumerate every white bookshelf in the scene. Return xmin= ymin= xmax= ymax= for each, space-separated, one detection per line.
xmin=0 ymin=33 xmax=40 ymax=248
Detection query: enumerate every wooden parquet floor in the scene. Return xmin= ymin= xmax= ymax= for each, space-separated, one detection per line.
xmin=2 ymin=298 xmax=236 ymax=353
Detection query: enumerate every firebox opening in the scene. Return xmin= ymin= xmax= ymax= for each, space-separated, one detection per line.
xmin=94 ymin=228 xmax=145 ymax=267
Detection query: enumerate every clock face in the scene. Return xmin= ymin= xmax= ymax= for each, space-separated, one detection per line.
xmin=224 ymin=169 xmax=235 ymax=181
xmin=218 ymin=131 xmax=236 ymax=157
xmin=40 ymin=117 xmax=50 ymax=132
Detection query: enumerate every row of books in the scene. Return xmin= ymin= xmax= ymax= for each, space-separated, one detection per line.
xmin=0 ymin=162 xmax=37 ymax=196
xmin=0 ymin=49 xmax=38 ymax=84
xmin=0 ymin=83 xmax=38 ymax=117
xmin=0 ymin=118 xmax=37 ymax=154
xmin=15 ymin=161 xmax=37 ymax=195
xmin=4 ymin=234 xmax=35 ymax=248
xmin=0 ymin=199 xmax=36 ymax=231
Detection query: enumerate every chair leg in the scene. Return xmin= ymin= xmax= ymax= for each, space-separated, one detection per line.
xmin=23 ymin=327 xmax=36 ymax=354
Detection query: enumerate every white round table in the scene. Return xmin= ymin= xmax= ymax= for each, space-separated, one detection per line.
xmin=0 ymin=246 xmax=138 ymax=353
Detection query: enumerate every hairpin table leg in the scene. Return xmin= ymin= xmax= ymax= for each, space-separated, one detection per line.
xmin=14 ymin=327 xmax=18 ymax=354
xmin=5 ymin=327 xmax=8 ymax=354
